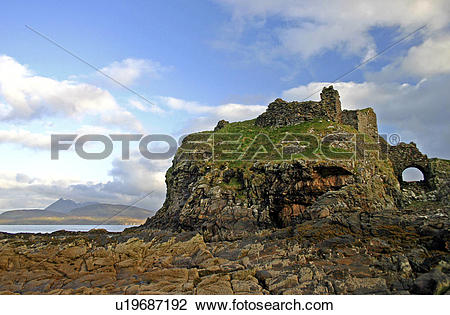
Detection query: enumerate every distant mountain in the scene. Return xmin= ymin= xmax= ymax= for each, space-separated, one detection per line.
xmin=45 ymin=198 xmax=99 ymax=213
xmin=0 ymin=209 xmax=65 ymax=220
xmin=0 ymin=200 xmax=155 ymax=225
xmin=68 ymin=204 xmax=154 ymax=219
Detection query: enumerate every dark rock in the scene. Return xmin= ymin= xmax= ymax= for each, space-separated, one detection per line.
xmin=214 ymin=119 xmax=230 ymax=131
xmin=412 ymin=268 xmax=450 ymax=294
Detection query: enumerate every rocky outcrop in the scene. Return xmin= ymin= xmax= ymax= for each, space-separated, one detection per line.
xmin=143 ymin=86 xmax=448 ymax=242
xmin=388 ymin=142 xmax=450 ymax=206
xmin=389 ymin=142 xmax=431 ymax=185
xmin=143 ymin=88 xmax=405 ymax=240
xmin=428 ymin=158 xmax=450 ymax=205
xmin=144 ymin=157 xmax=400 ymax=241
xmin=214 ymin=120 xmax=229 ymax=131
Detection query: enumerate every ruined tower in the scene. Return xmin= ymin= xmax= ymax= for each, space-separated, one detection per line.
xmin=254 ymin=86 xmax=343 ymax=127
xmin=319 ymin=85 xmax=342 ymax=123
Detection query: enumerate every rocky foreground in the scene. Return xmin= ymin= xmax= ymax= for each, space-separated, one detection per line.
xmin=0 ymin=201 xmax=448 ymax=295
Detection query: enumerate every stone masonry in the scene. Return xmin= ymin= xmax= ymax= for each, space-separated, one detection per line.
xmin=255 ymin=86 xmax=342 ymax=127
xmin=342 ymin=108 xmax=378 ymax=139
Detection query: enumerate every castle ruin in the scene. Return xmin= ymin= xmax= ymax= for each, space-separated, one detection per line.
xmin=252 ymin=86 xmax=448 ymax=202
xmin=255 ymin=86 xmax=378 ymax=138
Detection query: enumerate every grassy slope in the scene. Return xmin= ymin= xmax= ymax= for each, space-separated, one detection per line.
xmin=178 ymin=118 xmax=362 ymax=168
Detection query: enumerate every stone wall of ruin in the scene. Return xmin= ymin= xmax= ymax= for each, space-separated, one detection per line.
xmin=255 ymin=86 xmax=343 ymax=127
xmin=342 ymin=108 xmax=378 ymax=139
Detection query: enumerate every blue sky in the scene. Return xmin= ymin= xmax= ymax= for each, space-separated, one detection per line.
xmin=0 ymin=0 xmax=449 ymax=210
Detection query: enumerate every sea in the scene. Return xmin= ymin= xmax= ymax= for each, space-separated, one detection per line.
xmin=0 ymin=225 xmax=136 ymax=234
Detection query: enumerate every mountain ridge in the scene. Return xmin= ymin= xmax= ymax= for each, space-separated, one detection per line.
xmin=0 ymin=201 xmax=155 ymax=225
xmin=44 ymin=198 xmax=99 ymax=213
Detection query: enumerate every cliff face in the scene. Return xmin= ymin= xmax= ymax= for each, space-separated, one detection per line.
xmin=146 ymin=155 xmax=401 ymax=241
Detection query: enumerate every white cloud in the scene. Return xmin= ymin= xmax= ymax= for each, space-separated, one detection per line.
xmin=128 ymin=99 xmax=165 ymax=114
xmin=159 ymin=96 xmax=214 ymax=114
xmin=159 ymin=96 xmax=265 ymax=117
xmin=283 ymin=81 xmax=399 ymax=111
xmin=400 ymin=35 xmax=450 ymax=77
xmin=0 ymin=124 xmax=130 ymax=151
xmin=0 ymin=129 xmax=49 ymax=150
xmin=215 ymin=0 xmax=450 ymax=60
xmin=0 ymin=55 xmax=142 ymax=131
xmin=369 ymin=34 xmax=450 ymax=81
xmin=106 ymin=157 xmax=169 ymax=198
xmin=157 ymin=96 xmax=266 ymax=132
xmin=277 ymin=22 xmax=374 ymax=59
xmin=100 ymin=58 xmax=169 ymax=86
xmin=15 ymin=173 xmax=36 ymax=184
xmin=215 ymin=103 xmax=266 ymax=121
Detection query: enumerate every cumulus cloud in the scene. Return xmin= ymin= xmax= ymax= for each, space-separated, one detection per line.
xmin=215 ymin=0 xmax=449 ymax=60
xmin=366 ymin=34 xmax=450 ymax=82
xmin=100 ymin=58 xmax=170 ymax=86
xmin=128 ymin=99 xmax=165 ymax=114
xmin=105 ymin=157 xmax=169 ymax=199
xmin=15 ymin=173 xmax=36 ymax=184
xmin=159 ymin=96 xmax=214 ymax=114
xmin=400 ymin=35 xmax=450 ymax=77
xmin=160 ymin=96 xmax=265 ymax=117
xmin=216 ymin=103 xmax=266 ymax=120
xmin=0 ymin=55 xmax=142 ymax=131
xmin=158 ymin=96 xmax=266 ymax=132
xmin=0 ymin=125 xmax=130 ymax=151
xmin=0 ymin=129 xmax=49 ymax=150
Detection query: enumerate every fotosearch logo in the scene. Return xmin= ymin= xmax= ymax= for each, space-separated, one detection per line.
xmin=51 ymin=133 xmax=395 ymax=161
xmin=51 ymin=134 xmax=178 ymax=160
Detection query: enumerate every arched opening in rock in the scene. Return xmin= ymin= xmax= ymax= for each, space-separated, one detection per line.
xmin=402 ymin=167 xmax=425 ymax=182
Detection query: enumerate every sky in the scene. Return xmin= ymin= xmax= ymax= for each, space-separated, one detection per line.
xmin=0 ymin=0 xmax=449 ymax=210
